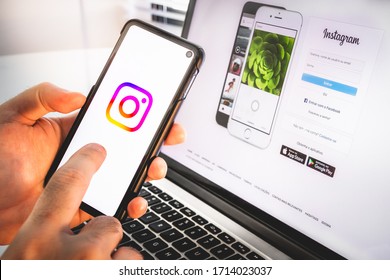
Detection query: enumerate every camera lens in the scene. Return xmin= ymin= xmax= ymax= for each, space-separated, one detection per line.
xmin=186 ymin=51 xmax=193 ymax=58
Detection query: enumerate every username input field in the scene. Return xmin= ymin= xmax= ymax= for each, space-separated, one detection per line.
xmin=305 ymin=49 xmax=364 ymax=85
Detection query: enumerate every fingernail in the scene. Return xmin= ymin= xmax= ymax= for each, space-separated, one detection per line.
xmin=86 ymin=143 xmax=106 ymax=155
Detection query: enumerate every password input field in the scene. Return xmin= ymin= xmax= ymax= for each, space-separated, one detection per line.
xmin=305 ymin=49 xmax=364 ymax=85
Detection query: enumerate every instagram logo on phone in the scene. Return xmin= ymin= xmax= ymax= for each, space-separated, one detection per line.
xmin=106 ymin=82 xmax=153 ymax=132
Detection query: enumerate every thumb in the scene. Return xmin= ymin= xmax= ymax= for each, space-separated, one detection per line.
xmin=71 ymin=216 xmax=143 ymax=259
xmin=74 ymin=216 xmax=124 ymax=259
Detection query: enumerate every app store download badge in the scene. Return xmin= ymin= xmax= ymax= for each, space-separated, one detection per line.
xmin=280 ymin=145 xmax=307 ymax=165
xmin=307 ymin=156 xmax=336 ymax=178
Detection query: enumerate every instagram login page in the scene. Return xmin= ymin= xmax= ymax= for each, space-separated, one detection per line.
xmin=58 ymin=25 xmax=194 ymax=216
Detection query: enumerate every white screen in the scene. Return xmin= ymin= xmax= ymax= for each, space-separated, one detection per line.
xmin=162 ymin=0 xmax=390 ymax=259
xmin=58 ymin=24 xmax=195 ymax=216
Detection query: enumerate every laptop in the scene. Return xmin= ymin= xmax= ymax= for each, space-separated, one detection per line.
xmin=2 ymin=0 xmax=388 ymax=260
xmin=110 ymin=0 xmax=390 ymax=260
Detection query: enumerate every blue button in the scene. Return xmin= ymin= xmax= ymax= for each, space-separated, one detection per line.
xmin=302 ymin=73 xmax=357 ymax=96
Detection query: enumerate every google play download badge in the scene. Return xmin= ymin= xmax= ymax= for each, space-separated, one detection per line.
xmin=307 ymin=157 xmax=336 ymax=178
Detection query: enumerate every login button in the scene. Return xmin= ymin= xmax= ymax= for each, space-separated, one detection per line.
xmin=302 ymin=73 xmax=357 ymax=96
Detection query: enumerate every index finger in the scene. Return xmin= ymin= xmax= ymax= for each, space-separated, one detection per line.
xmin=31 ymin=143 xmax=106 ymax=229
xmin=0 ymin=82 xmax=85 ymax=125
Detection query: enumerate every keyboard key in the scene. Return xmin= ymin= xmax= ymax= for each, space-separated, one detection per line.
xmin=169 ymin=200 xmax=184 ymax=209
xmin=192 ymin=215 xmax=208 ymax=225
xmin=123 ymin=220 xmax=145 ymax=233
xmin=211 ymin=244 xmax=235 ymax=259
xmin=151 ymin=202 xmax=172 ymax=214
xmin=144 ymin=238 xmax=168 ymax=253
xmin=162 ymin=210 xmax=183 ymax=222
xmin=132 ymin=229 xmax=156 ymax=243
xmin=247 ymin=251 xmax=265 ymax=260
xmin=180 ymin=207 xmax=196 ymax=217
xmin=119 ymin=234 xmax=131 ymax=246
xmin=218 ymin=232 xmax=235 ymax=244
xmin=138 ymin=189 xmax=151 ymax=197
xmin=172 ymin=237 xmax=196 ymax=252
xmin=232 ymin=242 xmax=250 ymax=254
xmin=149 ymin=220 xmax=171 ymax=233
xmin=139 ymin=212 xmax=160 ymax=224
xmin=123 ymin=216 xmax=134 ymax=224
xmin=160 ymin=228 xmax=184 ymax=243
xmin=156 ymin=248 xmax=181 ymax=260
xmin=145 ymin=196 xmax=161 ymax=206
xmin=173 ymin=218 xmax=195 ymax=231
xmin=197 ymin=235 xmax=221 ymax=249
xmin=205 ymin=223 xmax=222 ymax=234
xmin=184 ymin=226 xmax=207 ymax=240
xmin=185 ymin=247 xmax=210 ymax=260
xmin=143 ymin=182 xmax=153 ymax=188
xmin=158 ymin=192 xmax=173 ymax=201
xmin=148 ymin=185 xmax=162 ymax=194
xmin=227 ymin=254 xmax=246 ymax=260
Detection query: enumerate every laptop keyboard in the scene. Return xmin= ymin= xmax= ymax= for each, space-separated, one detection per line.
xmin=118 ymin=182 xmax=264 ymax=260
xmin=73 ymin=182 xmax=264 ymax=260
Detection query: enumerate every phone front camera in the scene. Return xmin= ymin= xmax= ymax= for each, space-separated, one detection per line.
xmin=186 ymin=51 xmax=193 ymax=58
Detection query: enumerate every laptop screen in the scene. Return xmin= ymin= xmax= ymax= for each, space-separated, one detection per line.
xmin=162 ymin=0 xmax=390 ymax=259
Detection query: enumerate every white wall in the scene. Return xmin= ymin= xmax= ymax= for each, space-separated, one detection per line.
xmin=0 ymin=0 xmax=188 ymax=55
xmin=0 ymin=0 xmax=189 ymax=104
xmin=0 ymin=0 xmax=135 ymax=55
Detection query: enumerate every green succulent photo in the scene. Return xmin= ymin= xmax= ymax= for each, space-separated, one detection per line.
xmin=242 ymin=30 xmax=295 ymax=96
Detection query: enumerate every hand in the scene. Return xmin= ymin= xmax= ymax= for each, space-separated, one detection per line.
xmin=2 ymin=143 xmax=143 ymax=259
xmin=0 ymin=82 xmax=186 ymax=245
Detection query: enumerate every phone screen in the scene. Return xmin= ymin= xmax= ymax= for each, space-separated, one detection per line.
xmin=231 ymin=21 xmax=298 ymax=134
xmin=54 ymin=23 xmax=199 ymax=217
xmin=216 ymin=11 xmax=256 ymax=124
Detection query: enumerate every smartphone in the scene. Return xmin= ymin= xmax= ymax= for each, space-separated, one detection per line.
xmin=45 ymin=19 xmax=203 ymax=220
xmin=228 ymin=7 xmax=302 ymax=148
xmin=215 ymin=2 xmax=284 ymax=128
